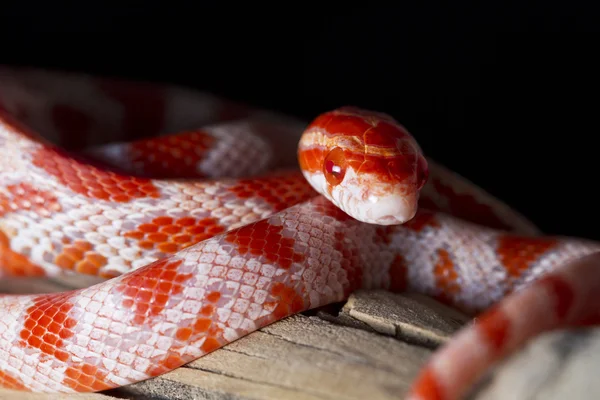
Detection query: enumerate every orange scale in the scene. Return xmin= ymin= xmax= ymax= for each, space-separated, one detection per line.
xmin=39 ymin=343 xmax=55 ymax=355
xmin=158 ymin=242 xmax=179 ymax=253
xmin=54 ymin=350 xmax=69 ymax=362
xmin=193 ymin=319 xmax=211 ymax=332
xmin=208 ymin=226 xmax=225 ymax=235
xmin=263 ymin=243 xmax=280 ymax=255
xmin=187 ymin=226 xmax=207 ymax=235
xmin=173 ymin=234 xmax=192 ymax=244
xmin=193 ymin=233 xmax=212 ymax=243
xmin=112 ymin=194 xmax=132 ymax=203
xmin=161 ymin=225 xmax=182 ymax=234
xmin=117 ymin=181 xmax=139 ymax=191
xmin=235 ymin=236 xmax=252 ymax=246
xmin=87 ymin=253 xmax=107 ymax=266
xmin=235 ymin=190 xmax=252 ymax=198
xmin=201 ymin=337 xmax=221 ymax=353
xmin=125 ymin=231 xmax=145 ymax=240
xmin=155 ymin=294 xmax=169 ymax=305
xmin=104 ymin=185 xmax=126 ymax=196
xmin=136 ymin=303 xmax=149 ymax=314
xmin=74 ymin=240 xmax=93 ymax=251
xmin=147 ymin=232 xmax=169 ymax=243
xmin=249 ymin=239 xmax=266 ymax=249
xmin=176 ymin=217 xmax=196 ymax=226
xmin=153 ymin=216 xmax=174 ymax=226
xmin=122 ymin=286 xmax=139 ymax=298
xmin=68 ymin=184 xmax=87 ymax=195
xmin=23 ymin=319 xmax=35 ymax=330
xmin=27 ymin=336 xmax=42 ymax=347
xmin=157 ymin=281 xmax=173 ymax=293
xmin=138 ymin=223 xmax=159 ymax=233
xmin=62 ymin=247 xmax=85 ymax=261
xmin=55 ymin=254 xmax=76 ymax=269
xmin=176 ymin=327 xmax=192 ymax=341
xmin=32 ymin=326 xmax=45 ymax=337
xmin=90 ymin=190 xmax=111 ymax=201
xmin=160 ymin=270 xmax=177 ymax=281
xmin=125 ymin=189 xmax=145 ymax=198
xmin=42 ymin=333 xmax=58 ymax=345
xmin=75 ymin=260 xmax=99 ymax=275
xmin=197 ymin=218 xmax=217 ymax=227
xmin=174 ymin=273 xmax=192 ymax=283
xmin=53 ymin=313 xmax=67 ymax=324
xmin=150 ymin=305 xmax=164 ymax=315
xmin=140 ymin=184 xmax=160 ymax=194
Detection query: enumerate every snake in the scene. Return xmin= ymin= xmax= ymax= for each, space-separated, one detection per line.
xmin=1 ymin=66 xmax=600 ymax=400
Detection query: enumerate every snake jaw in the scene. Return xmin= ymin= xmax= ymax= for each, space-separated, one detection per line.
xmin=301 ymin=166 xmax=419 ymax=225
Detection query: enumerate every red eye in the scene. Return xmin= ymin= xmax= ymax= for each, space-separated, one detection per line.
xmin=323 ymin=147 xmax=347 ymax=186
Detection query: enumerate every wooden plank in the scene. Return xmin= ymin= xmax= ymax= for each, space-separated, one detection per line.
xmin=0 ymin=282 xmax=452 ymax=400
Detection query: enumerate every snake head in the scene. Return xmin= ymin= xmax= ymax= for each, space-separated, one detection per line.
xmin=298 ymin=106 xmax=428 ymax=225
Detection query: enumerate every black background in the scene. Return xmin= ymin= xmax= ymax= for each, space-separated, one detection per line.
xmin=2 ymin=3 xmax=600 ymax=239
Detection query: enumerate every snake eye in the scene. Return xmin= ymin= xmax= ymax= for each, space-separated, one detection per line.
xmin=323 ymin=147 xmax=347 ymax=186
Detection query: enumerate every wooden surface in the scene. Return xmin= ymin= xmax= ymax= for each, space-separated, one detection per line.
xmin=1 ymin=277 xmax=599 ymax=399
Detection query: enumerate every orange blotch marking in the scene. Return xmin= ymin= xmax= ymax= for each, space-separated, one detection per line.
xmin=31 ymin=146 xmax=161 ymax=202
xmin=115 ymin=258 xmax=193 ymax=326
xmin=0 ymin=182 xmax=62 ymax=218
xmin=432 ymin=249 xmax=461 ymax=305
xmin=497 ymin=235 xmax=559 ymax=282
xmin=201 ymin=337 xmax=221 ymax=353
xmin=53 ymin=239 xmax=107 ymax=276
xmin=175 ymin=327 xmax=192 ymax=341
xmin=227 ymin=171 xmax=316 ymax=212
xmin=264 ymin=282 xmax=306 ymax=320
xmin=19 ymin=293 xmax=76 ymax=359
xmin=193 ymin=318 xmax=212 ymax=332
xmin=206 ymin=291 xmax=221 ymax=303
xmin=147 ymin=354 xmax=186 ymax=377
xmin=0 ymin=230 xmax=45 ymax=277
xmin=0 ymin=369 xmax=29 ymax=391
xmin=537 ymin=274 xmax=575 ymax=321
xmin=63 ymin=363 xmax=112 ymax=392
xmin=147 ymin=293 xmax=225 ymax=377
xmin=407 ymin=367 xmax=445 ymax=400
xmin=225 ymin=219 xmax=306 ymax=269
xmin=126 ymin=130 xmax=216 ymax=178
xmin=475 ymin=304 xmax=511 ymax=353
xmin=125 ymin=216 xmax=226 ymax=254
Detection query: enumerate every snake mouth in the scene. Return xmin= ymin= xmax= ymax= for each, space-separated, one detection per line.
xmin=374 ymin=214 xmax=413 ymax=225
xmin=368 ymin=186 xmax=419 ymax=225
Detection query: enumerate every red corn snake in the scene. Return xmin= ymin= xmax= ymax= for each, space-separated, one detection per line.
xmin=1 ymin=66 xmax=599 ymax=399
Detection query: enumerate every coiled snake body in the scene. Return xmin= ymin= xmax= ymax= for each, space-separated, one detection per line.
xmin=1 ymin=67 xmax=600 ymax=400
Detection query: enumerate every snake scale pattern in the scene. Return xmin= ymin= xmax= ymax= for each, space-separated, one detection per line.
xmin=1 ymin=66 xmax=599 ymax=400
